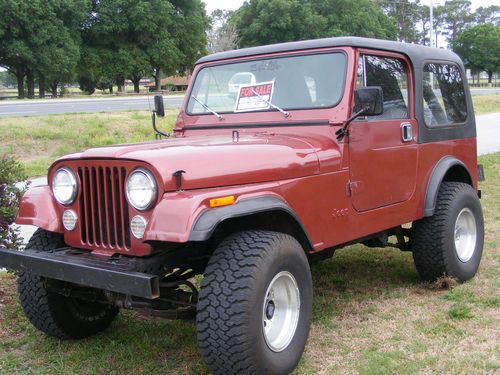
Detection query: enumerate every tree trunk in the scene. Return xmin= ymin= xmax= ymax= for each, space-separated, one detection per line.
xmin=15 ymin=69 xmax=25 ymax=99
xmin=132 ymin=76 xmax=141 ymax=93
xmin=487 ymin=71 xmax=493 ymax=85
xmin=26 ymin=71 xmax=35 ymax=99
xmin=117 ymin=78 xmax=125 ymax=93
xmin=154 ymin=69 xmax=161 ymax=91
xmin=39 ymin=76 xmax=46 ymax=98
xmin=109 ymin=85 xmax=113 ymax=93
xmin=50 ymin=82 xmax=58 ymax=98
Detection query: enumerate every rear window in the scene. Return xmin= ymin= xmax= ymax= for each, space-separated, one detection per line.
xmin=423 ymin=63 xmax=467 ymax=126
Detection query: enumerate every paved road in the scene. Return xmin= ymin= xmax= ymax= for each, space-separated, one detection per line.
xmin=10 ymin=112 xmax=500 ymax=247
xmin=0 ymin=95 xmax=184 ymax=117
xmin=0 ymin=88 xmax=498 ymax=117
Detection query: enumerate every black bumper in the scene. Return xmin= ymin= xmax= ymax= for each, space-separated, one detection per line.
xmin=0 ymin=247 xmax=160 ymax=299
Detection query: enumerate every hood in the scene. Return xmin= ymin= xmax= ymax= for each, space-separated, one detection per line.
xmin=57 ymin=134 xmax=320 ymax=191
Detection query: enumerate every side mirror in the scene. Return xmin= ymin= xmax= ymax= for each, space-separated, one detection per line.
xmin=354 ymin=87 xmax=383 ymax=116
xmin=154 ymin=94 xmax=165 ymax=117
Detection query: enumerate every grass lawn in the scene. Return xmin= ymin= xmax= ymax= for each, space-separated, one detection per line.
xmin=0 ymin=153 xmax=498 ymax=374
xmin=472 ymin=94 xmax=500 ymax=115
xmin=0 ymin=111 xmax=177 ymax=177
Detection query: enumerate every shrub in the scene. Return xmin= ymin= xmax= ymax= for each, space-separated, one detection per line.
xmin=0 ymin=155 xmax=28 ymax=249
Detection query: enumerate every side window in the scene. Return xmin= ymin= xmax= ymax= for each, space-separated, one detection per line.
xmin=423 ymin=63 xmax=467 ymax=126
xmin=357 ymin=55 xmax=409 ymax=120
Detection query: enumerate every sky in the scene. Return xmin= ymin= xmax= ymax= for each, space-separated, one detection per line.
xmin=202 ymin=0 xmax=499 ymax=14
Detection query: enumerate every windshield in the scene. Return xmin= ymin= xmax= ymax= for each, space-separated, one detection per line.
xmin=187 ymin=52 xmax=346 ymax=116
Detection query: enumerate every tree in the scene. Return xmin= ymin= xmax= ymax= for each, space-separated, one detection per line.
xmin=475 ymin=5 xmax=500 ymax=26
xmin=435 ymin=0 xmax=474 ymax=45
xmin=0 ymin=0 xmax=89 ymax=98
xmin=310 ymin=0 xmax=397 ymax=40
xmin=232 ymin=0 xmax=397 ymax=48
xmin=376 ymin=0 xmax=422 ymax=43
xmin=232 ymin=0 xmax=325 ymax=47
xmin=78 ymin=0 xmax=207 ymax=93
xmin=452 ymin=24 xmax=500 ymax=84
xmin=417 ymin=4 xmax=431 ymax=46
xmin=0 ymin=0 xmax=88 ymax=98
xmin=207 ymin=10 xmax=239 ymax=54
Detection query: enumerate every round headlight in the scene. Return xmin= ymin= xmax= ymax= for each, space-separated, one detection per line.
xmin=126 ymin=168 xmax=157 ymax=211
xmin=52 ymin=167 xmax=77 ymax=205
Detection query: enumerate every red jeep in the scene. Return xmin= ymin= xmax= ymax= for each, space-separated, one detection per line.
xmin=0 ymin=37 xmax=484 ymax=374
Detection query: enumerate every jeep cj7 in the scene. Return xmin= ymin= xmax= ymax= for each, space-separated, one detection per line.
xmin=0 ymin=37 xmax=484 ymax=374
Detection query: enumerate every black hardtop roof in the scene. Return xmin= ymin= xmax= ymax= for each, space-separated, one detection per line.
xmin=196 ymin=36 xmax=462 ymax=66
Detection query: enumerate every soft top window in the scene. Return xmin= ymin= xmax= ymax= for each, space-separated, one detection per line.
xmin=423 ymin=63 xmax=467 ymax=127
xmin=187 ymin=52 xmax=346 ymax=116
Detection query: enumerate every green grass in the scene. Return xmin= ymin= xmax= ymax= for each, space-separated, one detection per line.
xmin=0 ymin=111 xmax=177 ymax=177
xmin=0 ymin=153 xmax=498 ymax=374
xmin=472 ymin=94 xmax=500 ymax=115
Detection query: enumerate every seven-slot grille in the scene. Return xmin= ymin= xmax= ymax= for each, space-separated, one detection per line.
xmin=77 ymin=166 xmax=131 ymax=250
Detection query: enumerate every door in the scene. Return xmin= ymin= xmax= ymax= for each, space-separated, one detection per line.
xmin=349 ymin=52 xmax=418 ymax=212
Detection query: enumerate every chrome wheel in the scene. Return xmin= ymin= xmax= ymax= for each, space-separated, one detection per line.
xmin=454 ymin=207 xmax=477 ymax=262
xmin=262 ymin=271 xmax=300 ymax=352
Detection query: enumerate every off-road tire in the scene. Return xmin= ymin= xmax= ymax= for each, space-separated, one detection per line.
xmin=18 ymin=228 xmax=119 ymax=339
xmin=412 ymin=182 xmax=484 ymax=282
xmin=196 ymin=231 xmax=312 ymax=375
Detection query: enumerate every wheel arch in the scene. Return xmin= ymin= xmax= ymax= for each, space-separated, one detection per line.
xmin=423 ymin=156 xmax=473 ymax=217
xmin=188 ymin=196 xmax=314 ymax=252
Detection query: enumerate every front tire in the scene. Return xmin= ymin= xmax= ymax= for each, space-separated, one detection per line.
xmin=412 ymin=182 xmax=484 ymax=282
xmin=18 ymin=228 xmax=119 ymax=339
xmin=196 ymin=231 xmax=312 ymax=375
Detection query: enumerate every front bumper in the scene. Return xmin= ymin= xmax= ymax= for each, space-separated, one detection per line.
xmin=0 ymin=247 xmax=160 ymax=299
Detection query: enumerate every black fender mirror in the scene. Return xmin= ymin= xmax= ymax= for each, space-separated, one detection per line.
xmin=154 ymin=94 xmax=165 ymax=117
xmin=354 ymin=86 xmax=383 ymax=116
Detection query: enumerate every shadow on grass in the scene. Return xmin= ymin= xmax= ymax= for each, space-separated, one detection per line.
xmin=310 ymin=244 xmax=421 ymax=325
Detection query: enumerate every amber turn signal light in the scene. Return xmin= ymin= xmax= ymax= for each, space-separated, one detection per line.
xmin=209 ymin=196 xmax=235 ymax=208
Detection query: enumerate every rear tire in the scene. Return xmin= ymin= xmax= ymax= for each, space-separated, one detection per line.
xmin=18 ymin=228 xmax=119 ymax=339
xmin=412 ymin=182 xmax=484 ymax=282
xmin=196 ymin=231 xmax=312 ymax=375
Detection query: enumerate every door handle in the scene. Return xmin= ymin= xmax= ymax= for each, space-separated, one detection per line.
xmin=401 ymin=122 xmax=413 ymax=142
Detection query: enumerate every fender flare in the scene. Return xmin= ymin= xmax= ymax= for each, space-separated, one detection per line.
xmin=423 ymin=156 xmax=472 ymax=217
xmin=188 ymin=195 xmax=313 ymax=249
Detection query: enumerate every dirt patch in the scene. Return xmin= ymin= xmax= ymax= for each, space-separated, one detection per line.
xmin=427 ymin=275 xmax=459 ymax=290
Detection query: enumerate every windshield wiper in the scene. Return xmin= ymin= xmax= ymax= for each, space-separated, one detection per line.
xmin=191 ymin=95 xmax=224 ymax=121
xmin=251 ymin=88 xmax=289 ymax=118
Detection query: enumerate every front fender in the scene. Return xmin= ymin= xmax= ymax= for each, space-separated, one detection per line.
xmin=16 ymin=186 xmax=63 ymax=233
xmin=142 ymin=188 xmax=310 ymax=246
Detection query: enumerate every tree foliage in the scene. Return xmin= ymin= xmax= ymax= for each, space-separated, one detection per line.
xmin=0 ymin=0 xmax=208 ymax=97
xmin=232 ymin=0 xmax=396 ymax=48
xmin=434 ymin=0 xmax=475 ymax=45
xmin=376 ymin=0 xmax=427 ymax=44
xmin=208 ymin=10 xmax=239 ymax=54
xmin=475 ymin=5 xmax=500 ymax=26
xmin=0 ymin=156 xmax=27 ymax=249
xmin=452 ymin=24 xmax=500 ymax=83
xmin=0 ymin=0 xmax=90 ymax=98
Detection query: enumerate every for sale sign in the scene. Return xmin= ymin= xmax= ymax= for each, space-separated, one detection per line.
xmin=234 ymin=81 xmax=275 ymax=112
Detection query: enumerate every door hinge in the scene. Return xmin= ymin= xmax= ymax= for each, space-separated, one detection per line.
xmin=346 ymin=181 xmax=353 ymax=197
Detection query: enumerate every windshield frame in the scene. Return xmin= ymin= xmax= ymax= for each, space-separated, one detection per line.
xmin=185 ymin=49 xmax=348 ymax=117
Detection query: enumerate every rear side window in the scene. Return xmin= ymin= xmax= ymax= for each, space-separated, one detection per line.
xmin=357 ymin=55 xmax=409 ymax=120
xmin=423 ymin=63 xmax=467 ymax=126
